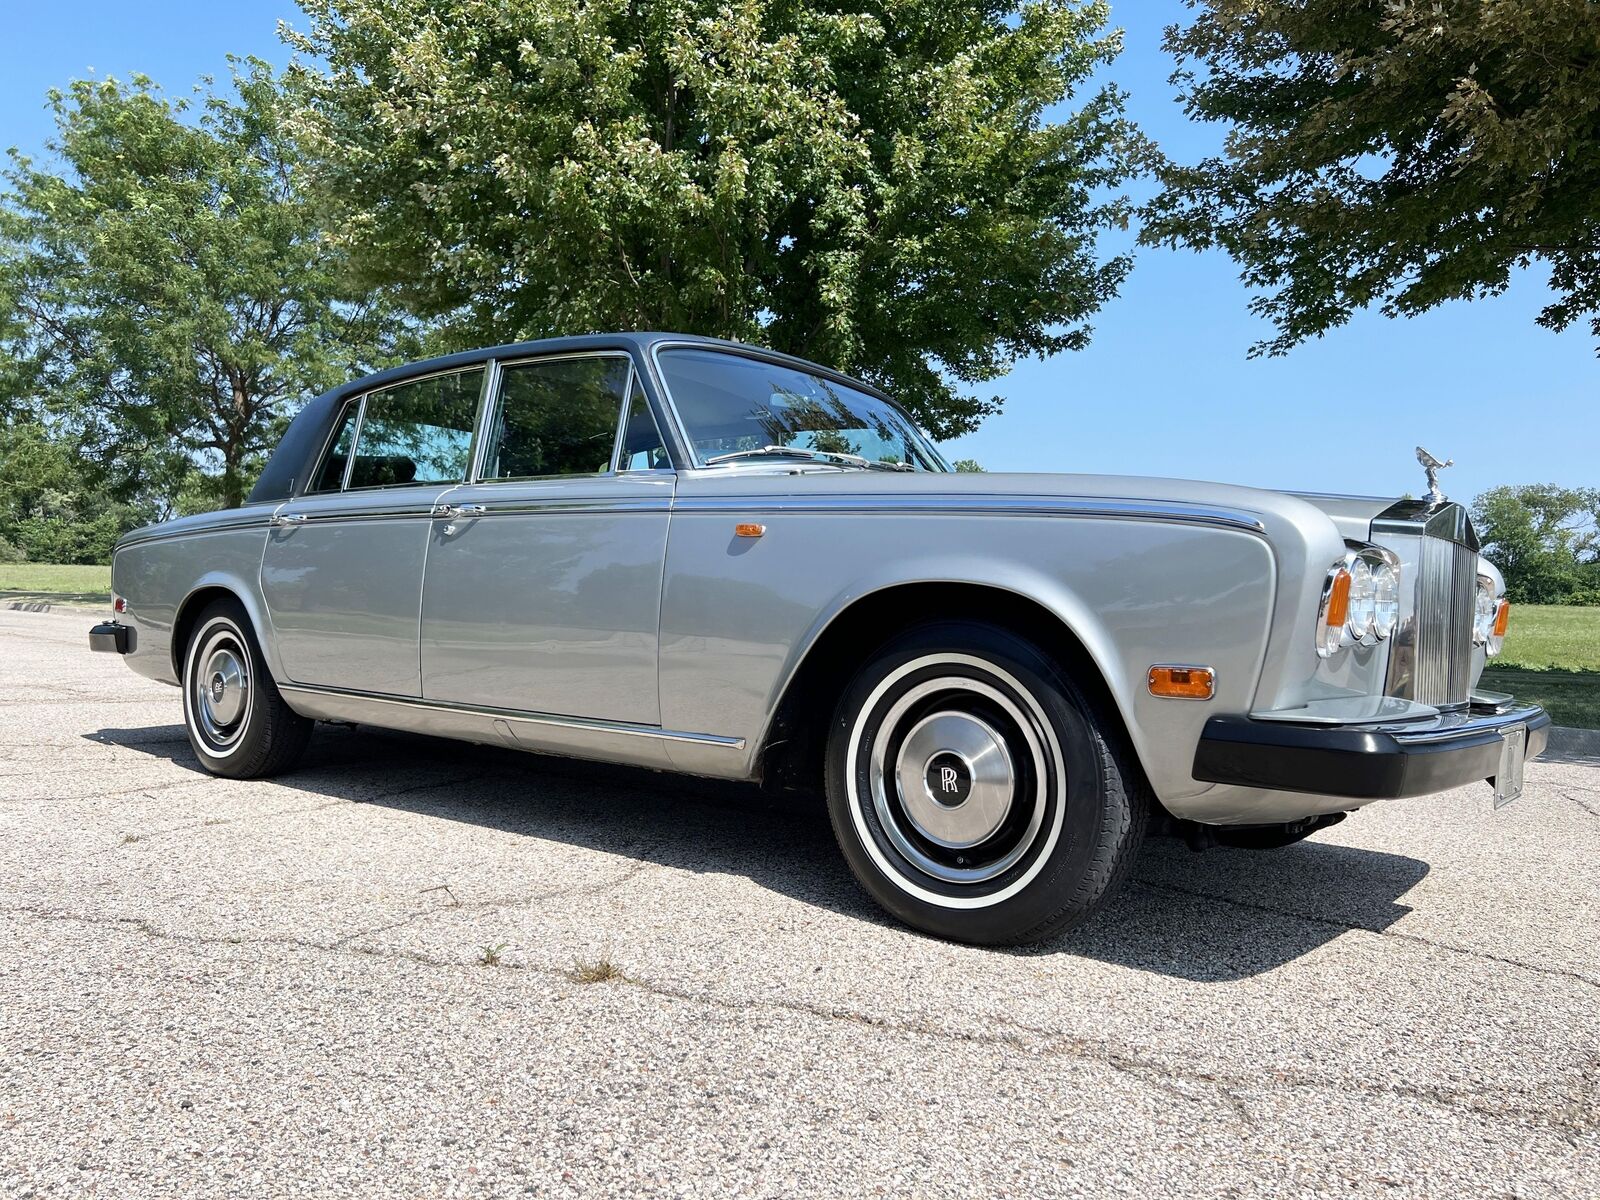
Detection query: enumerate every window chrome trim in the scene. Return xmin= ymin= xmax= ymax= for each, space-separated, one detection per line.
xmin=276 ymin=682 xmax=745 ymax=749
xmin=607 ymin=364 xmax=637 ymax=474
xmin=339 ymin=394 xmax=368 ymax=491
xmin=464 ymin=359 xmax=500 ymax=484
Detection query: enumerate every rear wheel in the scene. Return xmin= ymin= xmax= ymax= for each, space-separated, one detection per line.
xmin=181 ymin=598 xmax=312 ymax=778
xmin=824 ymin=621 xmax=1146 ymax=945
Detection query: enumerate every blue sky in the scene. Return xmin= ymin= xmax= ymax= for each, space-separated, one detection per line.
xmin=3 ymin=2 xmax=1594 ymax=503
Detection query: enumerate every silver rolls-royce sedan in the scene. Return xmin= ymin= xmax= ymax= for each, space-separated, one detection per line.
xmin=89 ymin=333 xmax=1548 ymax=945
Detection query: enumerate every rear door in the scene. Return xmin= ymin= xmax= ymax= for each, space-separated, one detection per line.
xmin=260 ymin=366 xmax=486 ymax=696
xmin=418 ymin=352 xmax=673 ymax=723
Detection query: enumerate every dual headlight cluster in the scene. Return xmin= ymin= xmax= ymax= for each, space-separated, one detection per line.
xmin=1314 ymin=546 xmax=1402 ymax=659
xmin=1474 ymin=574 xmax=1511 ymax=657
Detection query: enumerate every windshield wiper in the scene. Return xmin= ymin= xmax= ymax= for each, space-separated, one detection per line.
xmin=703 ymin=445 xmax=914 ymax=472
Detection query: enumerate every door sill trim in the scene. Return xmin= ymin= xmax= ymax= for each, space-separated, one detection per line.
xmin=277 ymin=683 xmax=746 ymax=750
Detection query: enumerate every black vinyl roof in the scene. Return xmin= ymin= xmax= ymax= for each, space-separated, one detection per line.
xmin=248 ymin=332 xmax=884 ymax=504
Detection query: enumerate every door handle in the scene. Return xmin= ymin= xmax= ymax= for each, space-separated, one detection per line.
xmin=432 ymin=503 xmax=487 ymax=519
xmin=270 ymin=512 xmax=308 ymax=527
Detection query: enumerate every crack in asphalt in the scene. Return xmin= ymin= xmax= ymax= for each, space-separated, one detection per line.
xmin=1565 ymin=793 xmax=1600 ymax=820
xmin=1132 ymin=878 xmax=1600 ymax=991
xmin=3 ymin=902 xmax=1593 ymax=1140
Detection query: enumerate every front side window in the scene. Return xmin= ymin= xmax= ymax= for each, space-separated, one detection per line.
xmin=656 ymin=348 xmax=945 ymax=471
xmin=480 ymin=356 xmax=631 ymax=480
xmin=348 ymin=368 xmax=483 ymax=489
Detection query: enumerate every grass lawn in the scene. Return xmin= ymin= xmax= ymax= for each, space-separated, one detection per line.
xmin=1482 ymin=603 xmax=1600 ymax=730
xmin=1492 ymin=604 xmax=1600 ymax=672
xmin=0 ymin=563 xmax=112 ymax=599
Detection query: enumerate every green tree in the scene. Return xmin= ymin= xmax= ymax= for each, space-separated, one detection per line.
xmin=1143 ymin=2 xmax=1600 ymax=356
xmin=952 ymin=458 xmax=984 ymax=472
xmin=0 ymin=60 xmax=406 ymax=510
xmin=1472 ymin=484 xmax=1600 ymax=605
xmin=0 ymin=419 xmax=155 ymax=564
xmin=287 ymin=0 xmax=1147 ymax=437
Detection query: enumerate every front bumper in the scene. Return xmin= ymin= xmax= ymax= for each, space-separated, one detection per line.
xmin=89 ymin=621 xmax=133 ymax=655
xmin=1192 ymin=703 xmax=1550 ymax=800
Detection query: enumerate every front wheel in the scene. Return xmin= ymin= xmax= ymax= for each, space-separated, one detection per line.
xmin=824 ymin=621 xmax=1146 ymax=945
xmin=181 ymin=598 xmax=312 ymax=779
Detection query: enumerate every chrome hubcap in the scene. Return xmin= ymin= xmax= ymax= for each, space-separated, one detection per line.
xmin=867 ymin=673 xmax=1050 ymax=886
xmin=190 ymin=627 xmax=250 ymax=748
xmin=893 ymin=711 xmax=1015 ymax=849
xmin=204 ymin=648 xmax=246 ymax=726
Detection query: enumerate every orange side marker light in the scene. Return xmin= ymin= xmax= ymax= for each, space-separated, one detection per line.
xmin=1148 ymin=666 xmax=1216 ymax=700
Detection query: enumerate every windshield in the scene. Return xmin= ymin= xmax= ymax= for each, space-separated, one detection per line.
xmin=656 ymin=348 xmax=947 ymax=471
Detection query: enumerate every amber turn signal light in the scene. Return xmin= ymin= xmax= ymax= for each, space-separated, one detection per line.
xmin=734 ymin=523 xmax=766 ymax=539
xmin=1492 ymin=598 xmax=1511 ymax=637
xmin=1148 ymin=665 xmax=1216 ymax=700
xmin=1324 ymin=568 xmax=1352 ymax=631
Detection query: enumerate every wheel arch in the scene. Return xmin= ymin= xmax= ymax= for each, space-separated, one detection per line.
xmin=169 ymin=577 xmax=272 ymax=681
xmin=758 ymin=580 xmax=1148 ymax=797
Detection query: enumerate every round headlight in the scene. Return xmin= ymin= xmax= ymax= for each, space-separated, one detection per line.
xmin=1473 ymin=575 xmax=1497 ymax=646
xmin=1371 ymin=561 xmax=1399 ymax=639
xmin=1346 ymin=557 xmax=1376 ymax=643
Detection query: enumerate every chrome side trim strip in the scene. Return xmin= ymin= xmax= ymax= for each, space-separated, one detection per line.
xmin=117 ymin=515 xmax=275 ymax=548
xmin=670 ymin=494 xmax=1268 ymax=534
xmin=275 ymin=505 xmax=452 ymax=525
xmin=277 ymin=683 xmax=746 ymax=749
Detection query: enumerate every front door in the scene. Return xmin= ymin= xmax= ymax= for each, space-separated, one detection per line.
xmin=419 ymin=353 xmax=673 ymax=724
xmin=261 ymin=366 xmax=486 ymax=696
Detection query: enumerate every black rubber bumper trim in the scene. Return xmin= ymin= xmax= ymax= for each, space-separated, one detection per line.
xmin=89 ymin=622 xmax=132 ymax=655
xmin=1192 ymin=706 xmax=1551 ymax=800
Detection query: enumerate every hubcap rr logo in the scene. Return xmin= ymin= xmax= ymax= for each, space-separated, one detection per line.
xmin=924 ymin=753 xmax=972 ymax=807
xmin=210 ymin=676 xmax=225 ymax=702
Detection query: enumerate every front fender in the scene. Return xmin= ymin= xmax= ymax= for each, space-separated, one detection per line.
xmin=657 ymin=508 xmax=1278 ymax=803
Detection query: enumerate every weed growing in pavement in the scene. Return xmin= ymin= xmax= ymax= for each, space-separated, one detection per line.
xmin=479 ymin=943 xmax=508 ymax=967
xmin=570 ymin=956 xmax=624 ymax=984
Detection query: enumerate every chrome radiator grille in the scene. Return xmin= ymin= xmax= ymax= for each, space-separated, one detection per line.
xmin=1411 ymin=534 xmax=1478 ymax=707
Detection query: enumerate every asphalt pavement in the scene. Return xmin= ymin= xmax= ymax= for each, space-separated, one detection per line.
xmin=1 ymin=606 xmax=1596 ymax=1198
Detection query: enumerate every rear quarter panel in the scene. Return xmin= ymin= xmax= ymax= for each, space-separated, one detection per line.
xmin=110 ymin=508 xmax=276 ymax=686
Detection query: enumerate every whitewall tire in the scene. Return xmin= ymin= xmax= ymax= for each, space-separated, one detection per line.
xmin=180 ymin=598 xmax=312 ymax=779
xmin=824 ymin=621 xmax=1147 ymax=945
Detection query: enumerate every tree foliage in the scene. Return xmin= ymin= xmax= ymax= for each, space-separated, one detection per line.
xmin=1472 ymin=484 xmax=1600 ymax=605
xmin=0 ymin=419 xmax=156 ymax=564
xmin=287 ymin=0 xmax=1146 ymax=437
xmin=0 ymin=60 xmax=406 ymax=509
xmin=1143 ymin=1 xmax=1600 ymax=356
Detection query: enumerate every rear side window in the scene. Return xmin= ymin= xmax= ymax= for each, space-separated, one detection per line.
xmin=308 ymin=402 xmax=360 ymax=492
xmin=307 ymin=368 xmax=484 ymax=493
xmin=618 ymin=375 xmax=669 ymax=471
xmin=480 ymin=356 xmax=631 ymax=480
xmin=350 ymin=369 xmax=483 ymax=489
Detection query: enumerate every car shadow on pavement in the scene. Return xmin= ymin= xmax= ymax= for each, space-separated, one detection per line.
xmin=88 ymin=721 xmax=1430 ymax=982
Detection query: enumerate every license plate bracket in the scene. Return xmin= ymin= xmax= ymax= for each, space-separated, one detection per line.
xmin=1493 ymin=724 xmax=1526 ymax=809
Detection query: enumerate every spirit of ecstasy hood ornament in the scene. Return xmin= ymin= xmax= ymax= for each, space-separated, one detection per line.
xmin=1415 ymin=446 xmax=1454 ymax=505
